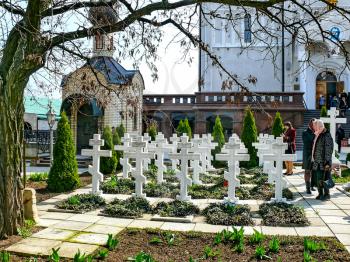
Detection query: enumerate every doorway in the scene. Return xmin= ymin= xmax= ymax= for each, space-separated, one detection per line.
xmin=77 ymin=103 xmax=98 ymax=154
xmin=316 ymin=71 xmax=344 ymax=109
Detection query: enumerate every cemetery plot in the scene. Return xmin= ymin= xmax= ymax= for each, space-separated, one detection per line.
xmin=94 ymin=229 xmax=350 ymax=262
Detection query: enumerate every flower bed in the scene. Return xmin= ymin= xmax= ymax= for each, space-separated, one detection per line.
xmin=56 ymin=194 xmax=106 ymax=212
xmin=259 ymin=202 xmax=310 ymax=226
xmin=153 ymin=200 xmax=200 ymax=217
xmin=102 ymin=197 xmax=152 ymax=218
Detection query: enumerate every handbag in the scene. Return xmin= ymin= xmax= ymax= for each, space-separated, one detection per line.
xmin=323 ymin=171 xmax=335 ymax=189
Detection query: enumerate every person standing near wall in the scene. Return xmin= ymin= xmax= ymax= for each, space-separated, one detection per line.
xmin=302 ymin=118 xmax=316 ymax=194
xmin=312 ymin=120 xmax=334 ymax=201
xmin=283 ymin=121 xmax=296 ymax=176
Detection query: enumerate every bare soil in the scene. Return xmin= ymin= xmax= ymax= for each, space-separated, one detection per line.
xmin=25 ymin=173 xmax=92 ymax=203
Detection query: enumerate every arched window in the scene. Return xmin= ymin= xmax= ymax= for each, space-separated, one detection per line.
xmin=95 ymin=34 xmax=104 ymax=49
xmin=244 ymin=14 xmax=252 ymax=43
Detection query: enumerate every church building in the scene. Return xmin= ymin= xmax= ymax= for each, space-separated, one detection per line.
xmin=61 ymin=5 xmax=144 ymax=153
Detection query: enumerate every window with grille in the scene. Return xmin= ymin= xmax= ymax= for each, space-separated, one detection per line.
xmin=95 ymin=35 xmax=104 ymax=49
xmin=244 ymin=14 xmax=252 ymax=43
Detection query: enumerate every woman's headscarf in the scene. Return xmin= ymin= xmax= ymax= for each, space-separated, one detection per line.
xmin=312 ymin=120 xmax=325 ymax=161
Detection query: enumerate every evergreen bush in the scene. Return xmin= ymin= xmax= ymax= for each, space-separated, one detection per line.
xmin=184 ymin=118 xmax=192 ymax=138
xmin=48 ymin=112 xmax=80 ymax=192
xmin=241 ymin=107 xmax=258 ymax=168
xmin=116 ymin=123 xmax=125 ymax=139
xmin=272 ymin=112 xmax=284 ymax=138
xmin=177 ymin=120 xmax=185 ymax=136
xmin=212 ymin=116 xmax=225 ymax=167
xmin=113 ymin=129 xmax=122 ymax=170
xmin=100 ymin=126 xmax=118 ymax=175
xmin=320 ymin=106 xmax=330 ymax=130
xmin=147 ymin=121 xmax=158 ymax=141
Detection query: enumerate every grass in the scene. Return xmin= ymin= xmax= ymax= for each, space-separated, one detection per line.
xmin=333 ymin=168 xmax=350 ymax=184
xmin=28 ymin=172 xmax=48 ymax=182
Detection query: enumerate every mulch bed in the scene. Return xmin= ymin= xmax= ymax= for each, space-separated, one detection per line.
xmin=25 ymin=173 xmax=92 ymax=203
xmin=104 ymin=229 xmax=350 ymax=262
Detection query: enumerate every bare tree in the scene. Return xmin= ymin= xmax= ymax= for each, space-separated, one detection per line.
xmin=0 ymin=0 xmax=349 ymax=238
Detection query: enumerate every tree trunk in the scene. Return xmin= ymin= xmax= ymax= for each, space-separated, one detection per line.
xmin=0 ymin=76 xmax=25 ymax=239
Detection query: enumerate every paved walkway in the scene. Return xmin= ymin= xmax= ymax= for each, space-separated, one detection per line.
xmin=6 ymin=171 xmax=350 ymax=258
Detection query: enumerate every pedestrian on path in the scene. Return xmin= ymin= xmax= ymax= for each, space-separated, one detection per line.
xmin=283 ymin=121 xmax=296 ymax=176
xmin=312 ymin=120 xmax=334 ymax=201
xmin=302 ymin=118 xmax=316 ymax=194
xmin=336 ymin=124 xmax=345 ymax=153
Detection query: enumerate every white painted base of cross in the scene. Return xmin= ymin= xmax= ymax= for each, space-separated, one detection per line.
xmin=175 ymin=170 xmax=192 ymax=201
xmin=191 ymin=160 xmax=203 ymax=185
xmin=224 ymin=170 xmax=240 ymax=203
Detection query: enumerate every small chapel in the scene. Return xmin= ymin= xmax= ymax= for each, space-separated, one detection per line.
xmin=60 ymin=5 xmax=144 ymax=153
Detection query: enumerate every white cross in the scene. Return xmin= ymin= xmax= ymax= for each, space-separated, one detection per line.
xmin=201 ymin=134 xmax=218 ymax=172
xmin=169 ymin=134 xmax=180 ymax=170
xmin=142 ymin=133 xmax=151 ymax=171
xmin=216 ymin=137 xmax=250 ymax=203
xmin=82 ymin=134 xmax=112 ymax=195
xmin=114 ymin=133 xmax=133 ymax=178
xmin=253 ymin=134 xmax=271 ymax=167
xmin=321 ymin=107 xmax=347 ymax=159
xmin=148 ymin=133 xmax=173 ymax=183
xmin=260 ymin=135 xmax=276 ymax=175
xmin=263 ymin=137 xmax=297 ymax=203
xmin=168 ymin=135 xmax=200 ymax=201
xmin=189 ymin=135 xmax=208 ymax=185
xmin=124 ymin=137 xmax=155 ymax=198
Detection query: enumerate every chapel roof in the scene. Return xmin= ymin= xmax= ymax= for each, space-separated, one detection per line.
xmin=61 ymin=56 xmax=139 ymax=87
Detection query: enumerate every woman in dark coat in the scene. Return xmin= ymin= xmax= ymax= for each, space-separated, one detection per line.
xmin=312 ymin=120 xmax=334 ymax=201
xmin=302 ymin=118 xmax=316 ymax=194
xmin=283 ymin=121 xmax=296 ymax=175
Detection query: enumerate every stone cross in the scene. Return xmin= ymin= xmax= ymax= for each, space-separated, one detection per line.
xmin=115 ymin=133 xmax=133 ymax=179
xmin=253 ymin=134 xmax=271 ymax=167
xmin=124 ymin=137 xmax=155 ymax=198
xmin=82 ymin=134 xmax=112 ymax=195
xmin=142 ymin=133 xmax=152 ymax=171
xmin=189 ymin=135 xmax=208 ymax=185
xmin=149 ymin=133 xmax=173 ymax=184
xmin=320 ymin=107 xmax=347 ymax=159
xmin=169 ymin=135 xmax=200 ymax=201
xmin=261 ymin=135 xmax=276 ymax=175
xmin=201 ymin=134 xmax=218 ymax=172
xmin=216 ymin=137 xmax=250 ymax=203
xmin=262 ymin=137 xmax=297 ymax=202
xmin=169 ymin=133 xmax=180 ymax=170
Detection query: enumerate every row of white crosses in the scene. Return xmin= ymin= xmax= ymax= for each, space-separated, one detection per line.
xmin=253 ymin=134 xmax=276 ymax=176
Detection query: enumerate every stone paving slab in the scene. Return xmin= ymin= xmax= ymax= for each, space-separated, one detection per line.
xmin=55 ymin=242 xmax=99 ymax=258
xmin=40 ymin=212 xmax=74 ymax=220
xmin=308 ymin=217 xmax=326 ymax=226
xmin=37 ymin=218 xmax=61 ymax=227
xmin=315 ymin=209 xmax=347 ymax=216
xmin=96 ymin=217 xmax=134 ymax=227
xmin=321 ymin=216 xmax=350 ymax=225
xmin=32 ymin=228 xmax=76 ymax=241
xmin=52 ymin=220 xmax=93 ymax=231
xmin=160 ymin=222 xmax=196 ymax=232
xmin=6 ymin=238 xmax=61 ymax=256
xmin=295 ymin=226 xmax=334 ymax=237
xmin=82 ymin=224 xmax=123 ymax=235
xmin=70 ymin=232 xmax=109 ymax=245
xmin=127 ymin=219 xmax=164 ymax=229
xmin=328 ymin=224 xmax=350 ymax=234
xmin=336 ymin=234 xmax=350 ymax=245
xmin=193 ymin=223 xmax=228 ymax=233
xmin=261 ymin=226 xmax=298 ymax=236
xmin=66 ymin=214 xmax=102 ymax=223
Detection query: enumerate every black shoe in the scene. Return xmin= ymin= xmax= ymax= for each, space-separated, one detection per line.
xmin=322 ymin=194 xmax=330 ymax=201
xmin=306 ymin=188 xmax=312 ymax=194
xmin=311 ymin=187 xmax=316 ymax=191
xmin=316 ymin=188 xmax=323 ymax=200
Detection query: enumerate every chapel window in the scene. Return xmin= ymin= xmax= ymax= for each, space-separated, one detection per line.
xmin=95 ymin=34 xmax=104 ymax=49
xmin=244 ymin=14 xmax=252 ymax=43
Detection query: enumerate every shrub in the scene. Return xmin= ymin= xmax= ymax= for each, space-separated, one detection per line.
xmin=116 ymin=123 xmax=125 ymax=139
xmin=272 ymin=112 xmax=284 ymax=138
xmin=212 ymin=116 xmax=225 ymax=167
xmin=56 ymin=193 xmax=106 ymax=212
xmin=241 ymin=107 xmax=258 ymax=168
xmin=304 ymin=238 xmax=326 ymax=253
xmin=132 ymin=251 xmax=156 ymax=262
xmin=48 ymin=112 xmax=80 ymax=192
xmin=106 ymin=234 xmax=119 ymax=250
xmin=153 ymin=200 xmax=200 ymax=217
xmin=103 ymin=197 xmax=152 ymax=218
xmin=183 ymin=118 xmax=192 ymax=139
xmin=28 ymin=172 xmax=48 ymax=182
xmin=101 ymin=177 xmax=134 ymax=194
xmin=113 ymin=129 xmax=122 ymax=170
xmin=269 ymin=236 xmax=280 ymax=253
xmin=177 ymin=119 xmax=185 ymax=136
xmin=17 ymin=220 xmax=35 ymax=238
xmin=100 ymin=126 xmax=118 ymax=175
xmin=147 ymin=121 xmax=158 ymax=141
xmin=249 ymin=229 xmax=265 ymax=245
xmin=259 ymin=202 xmax=310 ymax=226
xmin=202 ymin=203 xmax=253 ymax=226
xmin=255 ymin=245 xmax=266 ymax=260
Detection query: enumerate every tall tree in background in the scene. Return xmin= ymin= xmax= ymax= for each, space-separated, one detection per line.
xmin=241 ymin=107 xmax=258 ymax=168
xmin=177 ymin=120 xmax=185 ymax=136
xmin=272 ymin=112 xmax=284 ymax=138
xmin=0 ymin=0 xmax=348 ymax=239
xmin=183 ymin=118 xmax=192 ymax=139
xmin=47 ymin=112 xmax=80 ymax=192
xmin=112 ymin=128 xmax=122 ymax=170
xmin=147 ymin=121 xmax=158 ymax=141
xmin=212 ymin=116 xmax=225 ymax=167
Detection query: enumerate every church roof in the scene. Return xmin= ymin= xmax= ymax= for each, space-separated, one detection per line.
xmin=61 ymin=56 xmax=139 ymax=87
